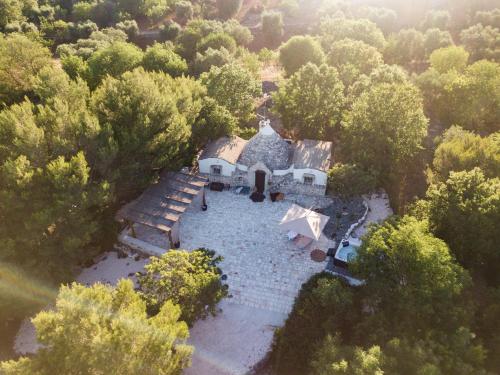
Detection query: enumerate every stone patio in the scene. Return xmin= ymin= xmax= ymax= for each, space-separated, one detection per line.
xmin=180 ymin=190 xmax=332 ymax=314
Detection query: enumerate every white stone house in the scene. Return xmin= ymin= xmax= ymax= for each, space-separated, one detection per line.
xmin=198 ymin=121 xmax=333 ymax=196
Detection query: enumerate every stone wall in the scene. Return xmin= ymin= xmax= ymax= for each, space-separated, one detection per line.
xmin=270 ymin=173 xmax=326 ymax=196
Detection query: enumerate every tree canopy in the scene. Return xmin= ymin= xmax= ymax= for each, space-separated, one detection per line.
xmin=201 ymin=63 xmax=261 ymax=124
xmin=273 ymin=63 xmax=345 ymax=139
xmin=0 ymin=280 xmax=192 ymax=374
xmin=279 ymin=35 xmax=325 ymax=76
xmin=138 ymin=249 xmax=227 ymax=325
xmin=342 ymin=82 xmax=428 ymax=184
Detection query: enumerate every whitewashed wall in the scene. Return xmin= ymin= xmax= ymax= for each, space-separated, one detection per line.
xmin=199 ymin=158 xmax=236 ymax=177
xmin=293 ymin=168 xmax=328 ymax=186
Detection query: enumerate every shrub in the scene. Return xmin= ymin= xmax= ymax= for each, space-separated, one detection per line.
xmin=138 ymin=248 xmax=227 ymax=325
xmin=159 ymin=20 xmax=181 ymax=41
xmin=327 ymin=163 xmax=377 ymax=197
xmin=116 ymin=19 xmax=139 ymax=39
xmin=175 ymin=0 xmax=193 ymax=22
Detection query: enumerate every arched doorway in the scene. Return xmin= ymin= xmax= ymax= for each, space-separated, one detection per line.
xmin=255 ymin=170 xmax=266 ymax=194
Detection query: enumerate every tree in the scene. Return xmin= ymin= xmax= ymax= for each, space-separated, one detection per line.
xmin=279 ymin=35 xmax=325 ymax=76
xmin=115 ymin=0 xmax=169 ymax=20
xmin=351 ymin=216 xmax=471 ymax=341
xmin=159 ymin=20 xmax=181 ymax=42
xmin=0 ymin=280 xmax=192 ymax=374
xmin=201 ymin=63 xmax=261 ymax=124
xmin=342 ymin=82 xmax=428 ymax=184
xmin=116 ymin=19 xmax=139 ymax=40
xmin=460 ymin=23 xmax=500 ymax=61
xmin=355 ymin=6 xmax=397 ymax=35
xmin=192 ymin=97 xmax=238 ymax=148
xmin=474 ymin=8 xmax=500 ymax=28
xmin=384 ymin=29 xmax=425 ymax=69
xmin=192 ymin=47 xmax=232 ymax=75
xmin=425 ymin=168 xmax=500 ymax=284
xmin=311 ymin=335 xmax=383 ymax=375
xmin=61 ymin=54 xmax=88 ymax=80
xmin=327 ymin=163 xmax=377 ymax=198
xmin=176 ymin=19 xmax=224 ymax=61
xmin=320 ymin=17 xmax=386 ymax=51
xmin=423 ymin=28 xmax=453 ymax=56
xmin=420 ymin=9 xmax=451 ymax=30
xmin=138 ymin=249 xmax=227 ymax=325
xmin=175 ymin=0 xmax=193 ymax=23
xmin=417 ymin=60 xmax=500 ymax=133
xmin=216 ymin=0 xmax=242 ymax=20
xmin=429 ymin=45 xmax=469 ymax=73
xmin=432 ymin=126 xmax=500 ymax=181
xmin=197 ymin=32 xmax=237 ymax=54
xmin=271 ymin=274 xmax=359 ymax=375
xmin=273 ymin=63 xmax=345 ymax=139
xmin=0 ymin=0 xmax=25 ymax=29
xmin=223 ymin=19 xmax=252 ymax=46
xmin=142 ymin=42 xmax=188 ymax=77
xmin=0 ymin=33 xmax=52 ymax=104
xmin=261 ymin=11 xmax=284 ymax=46
xmin=0 ymin=67 xmax=108 ymax=280
xmin=87 ymin=42 xmax=144 ymax=88
xmin=327 ymin=38 xmax=382 ymax=86
xmin=91 ymin=68 xmax=204 ymax=198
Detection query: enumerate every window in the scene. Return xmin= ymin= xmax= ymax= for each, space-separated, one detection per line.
xmin=211 ymin=165 xmax=222 ymax=175
xmin=303 ymin=174 xmax=315 ymax=185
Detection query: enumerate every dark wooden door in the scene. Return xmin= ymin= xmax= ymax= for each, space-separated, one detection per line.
xmin=255 ymin=170 xmax=266 ymax=193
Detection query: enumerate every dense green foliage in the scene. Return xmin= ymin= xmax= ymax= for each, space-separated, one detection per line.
xmin=327 ymin=163 xmax=377 ymax=197
xmin=417 ymin=59 xmax=500 ymax=133
xmin=425 ymin=169 xmax=500 ymax=284
xmin=278 ymin=35 xmax=325 ymax=76
xmin=142 ymin=42 xmax=188 ymax=77
xmin=320 ymin=17 xmax=386 ymax=51
xmin=327 ymin=38 xmax=383 ymax=85
xmin=0 ymin=280 xmax=192 ymax=374
xmin=201 ymin=63 xmax=261 ymax=124
xmin=0 ymin=33 xmax=52 ymax=104
xmin=91 ymin=68 xmax=203 ymax=197
xmin=342 ymin=82 xmax=428 ymax=184
xmin=272 ymin=217 xmax=484 ymax=375
xmin=138 ymin=249 xmax=227 ymax=325
xmin=432 ymin=126 xmax=500 ymax=181
xmin=274 ymin=63 xmax=344 ymax=139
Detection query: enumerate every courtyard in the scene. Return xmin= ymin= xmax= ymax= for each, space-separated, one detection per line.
xmin=180 ymin=190 xmax=333 ymax=314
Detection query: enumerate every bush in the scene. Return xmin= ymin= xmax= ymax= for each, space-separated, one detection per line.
xmin=327 ymin=163 xmax=377 ymax=197
xmin=159 ymin=20 xmax=181 ymax=41
xmin=175 ymin=0 xmax=193 ymax=22
xmin=198 ymin=32 xmax=237 ymax=54
xmin=138 ymin=249 xmax=227 ymax=325
xmin=142 ymin=42 xmax=188 ymax=77
xmin=116 ymin=19 xmax=139 ymax=40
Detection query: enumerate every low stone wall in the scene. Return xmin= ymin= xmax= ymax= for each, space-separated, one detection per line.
xmin=118 ymin=231 xmax=166 ymax=257
xmin=271 ymin=173 xmax=326 ymax=196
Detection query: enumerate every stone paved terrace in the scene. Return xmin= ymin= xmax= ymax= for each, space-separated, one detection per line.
xmin=180 ymin=190 xmax=332 ymax=314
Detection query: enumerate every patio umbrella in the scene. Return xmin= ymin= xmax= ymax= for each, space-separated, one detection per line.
xmin=279 ymin=204 xmax=330 ymax=241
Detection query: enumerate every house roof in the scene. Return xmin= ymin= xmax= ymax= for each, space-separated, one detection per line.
xmin=292 ymin=140 xmax=333 ymax=172
xmin=237 ymin=125 xmax=292 ymax=171
xmin=199 ymin=136 xmax=247 ymax=165
xmin=116 ymin=172 xmax=207 ymax=233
